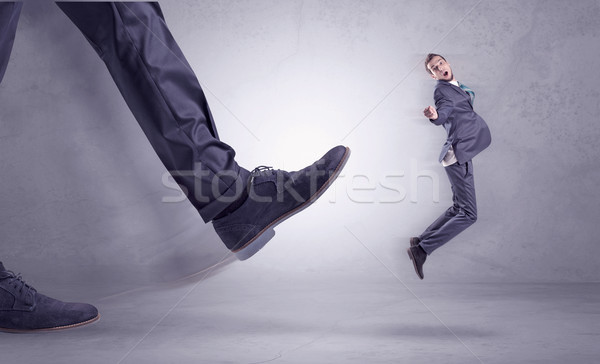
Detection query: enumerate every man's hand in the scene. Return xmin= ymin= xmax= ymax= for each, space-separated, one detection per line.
xmin=423 ymin=105 xmax=438 ymax=120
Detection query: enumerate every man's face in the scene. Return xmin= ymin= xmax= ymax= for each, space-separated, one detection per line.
xmin=427 ymin=56 xmax=454 ymax=81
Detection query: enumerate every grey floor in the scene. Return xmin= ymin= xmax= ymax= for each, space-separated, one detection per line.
xmin=1 ymin=259 xmax=598 ymax=364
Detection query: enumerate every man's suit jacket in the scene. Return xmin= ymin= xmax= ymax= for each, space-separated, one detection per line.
xmin=430 ymin=80 xmax=491 ymax=164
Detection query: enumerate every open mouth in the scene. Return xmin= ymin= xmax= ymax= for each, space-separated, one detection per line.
xmin=443 ymin=71 xmax=449 ymax=77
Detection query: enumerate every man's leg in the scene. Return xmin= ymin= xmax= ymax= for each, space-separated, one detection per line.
xmin=0 ymin=3 xmax=99 ymax=333
xmin=411 ymin=174 xmax=463 ymax=248
xmin=408 ymin=160 xmax=477 ymax=279
xmin=56 ymin=2 xmax=249 ymax=222
xmin=419 ymin=161 xmax=477 ymax=254
xmin=56 ymin=2 xmax=350 ymax=260
xmin=0 ymin=1 xmax=21 ymax=84
xmin=418 ymin=201 xmax=459 ymax=243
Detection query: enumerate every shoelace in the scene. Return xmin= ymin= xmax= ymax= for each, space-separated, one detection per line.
xmin=0 ymin=270 xmax=37 ymax=300
xmin=250 ymin=165 xmax=273 ymax=175
xmin=249 ymin=165 xmax=274 ymax=184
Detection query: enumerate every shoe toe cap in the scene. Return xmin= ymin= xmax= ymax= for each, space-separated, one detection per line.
xmin=320 ymin=145 xmax=349 ymax=169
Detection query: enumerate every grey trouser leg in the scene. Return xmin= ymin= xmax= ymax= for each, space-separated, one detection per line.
xmin=56 ymin=2 xmax=250 ymax=222
xmin=0 ymin=1 xmax=22 ymax=84
xmin=419 ymin=160 xmax=477 ymax=254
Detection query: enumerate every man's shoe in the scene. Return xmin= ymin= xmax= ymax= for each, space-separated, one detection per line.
xmin=213 ymin=145 xmax=351 ymax=260
xmin=409 ymin=237 xmax=421 ymax=247
xmin=0 ymin=262 xmax=99 ymax=333
xmin=407 ymin=245 xmax=427 ymax=280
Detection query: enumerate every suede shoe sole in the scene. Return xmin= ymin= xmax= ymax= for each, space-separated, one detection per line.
xmin=0 ymin=313 xmax=100 ymax=333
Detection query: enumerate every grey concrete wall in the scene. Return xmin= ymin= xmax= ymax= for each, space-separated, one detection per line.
xmin=1 ymin=0 xmax=599 ymax=297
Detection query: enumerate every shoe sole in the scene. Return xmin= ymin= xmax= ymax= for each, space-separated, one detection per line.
xmin=0 ymin=314 xmax=100 ymax=333
xmin=407 ymin=248 xmax=424 ymax=280
xmin=234 ymin=147 xmax=351 ymax=260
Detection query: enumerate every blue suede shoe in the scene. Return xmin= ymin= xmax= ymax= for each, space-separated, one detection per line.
xmin=212 ymin=145 xmax=351 ymax=260
xmin=0 ymin=263 xmax=99 ymax=332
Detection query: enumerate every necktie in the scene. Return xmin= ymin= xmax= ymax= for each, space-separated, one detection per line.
xmin=459 ymin=82 xmax=475 ymax=104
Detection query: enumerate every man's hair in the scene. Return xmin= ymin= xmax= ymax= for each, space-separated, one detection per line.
xmin=424 ymin=53 xmax=446 ymax=75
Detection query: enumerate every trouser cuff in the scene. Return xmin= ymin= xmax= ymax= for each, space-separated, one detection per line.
xmin=199 ymin=167 xmax=251 ymax=222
